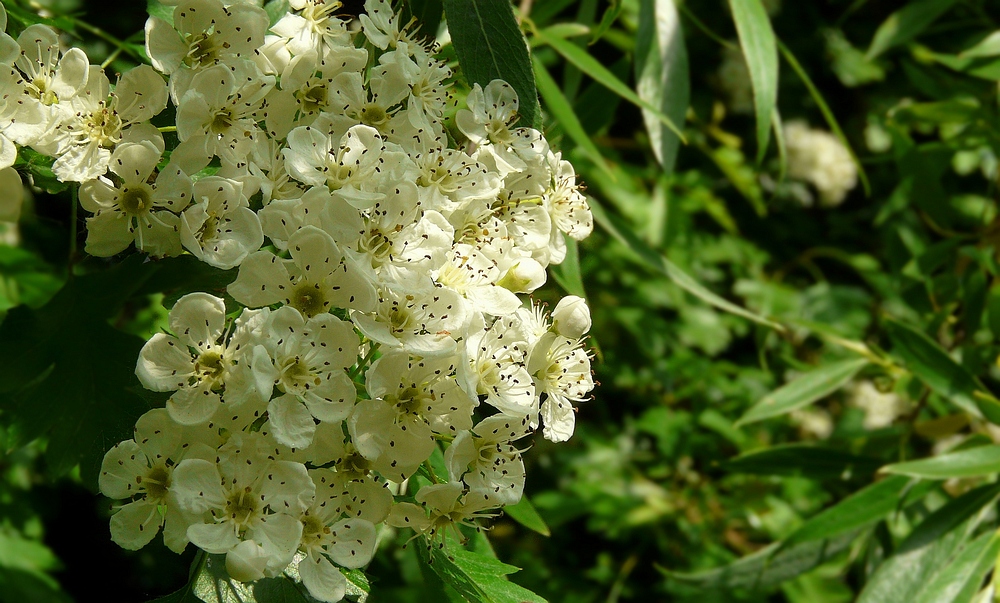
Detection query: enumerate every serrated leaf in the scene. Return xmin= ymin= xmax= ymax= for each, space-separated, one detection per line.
xmin=780 ymin=476 xmax=934 ymax=550
xmin=885 ymin=320 xmax=1000 ymax=422
xmin=724 ymin=444 xmax=882 ymax=480
xmin=534 ymin=28 xmax=684 ymax=142
xmin=532 ymin=56 xmax=611 ymax=175
xmin=0 ymin=254 xmax=236 ymax=489
xmin=635 ymin=0 xmax=689 ymax=174
xmin=428 ymin=544 xmax=546 ymax=603
xmin=866 ymin=0 xmax=957 ymax=60
xmin=443 ymin=0 xmax=540 ymax=129
xmin=503 ymin=496 xmax=550 ymax=537
xmin=857 ymin=483 xmax=1000 ymax=603
xmin=727 ymin=0 xmax=778 ymax=163
xmin=735 ymin=358 xmax=869 ymax=426
xmin=589 ymin=198 xmax=783 ymax=330
xmin=883 ymin=445 xmax=1000 ymax=479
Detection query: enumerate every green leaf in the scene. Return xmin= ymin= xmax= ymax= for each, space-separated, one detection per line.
xmin=778 ymin=41 xmax=871 ymax=196
xmin=589 ymin=198 xmax=783 ymax=330
xmin=883 ymin=445 xmax=1000 ymax=479
xmin=402 ymin=0 xmax=444 ymax=40
xmin=663 ymin=530 xmax=859 ymax=591
xmin=781 ymin=476 xmax=935 ymax=549
xmin=735 ymin=358 xmax=869 ymax=426
xmin=913 ymin=531 xmax=1000 ymax=603
xmin=549 ymin=236 xmax=585 ymax=298
xmin=343 ymin=568 xmax=371 ymax=602
xmin=0 ymin=568 xmax=72 ymax=603
xmin=532 ymin=56 xmax=612 ymax=175
xmin=146 ymin=0 xmax=174 ymax=25
xmin=885 ymin=320 xmax=1000 ymax=422
xmin=263 ymin=0 xmax=289 ymax=27
xmin=534 ymin=28 xmax=684 ymax=142
xmin=857 ymin=483 xmax=1000 ymax=603
xmin=866 ymin=0 xmax=957 ymax=59
xmin=727 ymin=0 xmax=778 ymax=163
xmin=961 ymin=31 xmax=1000 ymax=58
xmin=0 ymin=255 xmax=236 ymax=489
xmin=590 ymin=0 xmax=622 ymax=43
xmin=443 ymin=0 xmax=540 ymax=129
xmin=503 ymin=496 xmax=551 ymax=537
xmin=428 ymin=544 xmax=547 ymax=603
xmin=635 ymin=0 xmax=689 ymax=173
xmin=724 ymin=444 xmax=882 ymax=480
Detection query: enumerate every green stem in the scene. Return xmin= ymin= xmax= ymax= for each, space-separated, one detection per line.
xmin=350 ymin=343 xmax=381 ymax=380
xmin=68 ymin=183 xmax=78 ymax=276
xmin=423 ymin=459 xmax=441 ymax=484
xmin=70 ymin=17 xmax=146 ymax=64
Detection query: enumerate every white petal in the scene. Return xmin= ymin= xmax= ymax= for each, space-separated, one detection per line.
xmin=167 ymin=383 xmax=221 ymax=425
xmin=300 ymin=552 xmax=347 ymax=603
xmin=171 ymin=458 xmax=226 ymax=513
xmin=99 ymin=440 xmax=147 ymax=500
xmin=268 ymin=394 xmax=317 ymax=450
xmin=110 ymin=499 xmax=161 ymax=550
xmin=225 ymin=540 xmax=269 ymax=582
xmin=188 ymin=521 xmax=240 ymax=555
xmin=136 ymin=333 xmax=193 ymax=392
xmin=327 ymin=518 xmax=376 ymax=569
xmin=169 ymin=292 xmax=226 ymax=349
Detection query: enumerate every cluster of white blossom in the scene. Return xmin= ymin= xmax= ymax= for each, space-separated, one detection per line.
xmin=783 ymin=120 xmax=858 ymax=207
xmin=0 ymin=0 xmax=596 ymax=599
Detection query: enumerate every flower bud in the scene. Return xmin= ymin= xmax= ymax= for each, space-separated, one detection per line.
xmin=551 ymin=295 xmax=591 ymax=339
xmin=497 ymin=258 xmax=546 ymax=293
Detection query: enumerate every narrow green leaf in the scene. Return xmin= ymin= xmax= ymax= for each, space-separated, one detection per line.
xmin=866 ymin=0 xmax=957 ymax=59
xmin=961 ymin=31 xmax=1000 ymax=58
xmin=590 ymin=198 xmax=783 ymax=330
xmin=635 ymin=0 xmax=689 ymax=173
xmin=883 ymin=445 xmax=1000 ymax=479
xmin=735 ymin=358 xmax=869 ymax=426
xmin=778 ymin=41 xmax=871 ymax=196
xmin=781 ymin=476 xmax=933 ymax=549
xmin=885 ymin=320 xmax=1000 ymax=422
xmin=724 ymin=444 xmax=882 ymax=480
xmin=532 ymin=56 xmax=612 ymax=175
xmin=590 ymin=0 xmax=622 ymax=43
xmin=428 ymin=544 xmax=547 ymax=603
xmin=443 ymin=0 xmax=540 ymax=129
xmin=857 ymin=483 xmax=1000 ymax=603
xmin=727 ymin=0 xmax=778 ymax=163
xmin=663 ymin=530 xmax=859 ymax=591
xmin=913 ymin=531 xmax=1000 ymax=603
xmin=504 ymin=496 xmax=551 ymax=537
xmin=534 ymin=28 xmax=685 ymax=142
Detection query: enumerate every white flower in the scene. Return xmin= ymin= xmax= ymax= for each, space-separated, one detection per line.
xmin=284 ymin=123 xmax=388 ymax=210
xmin=387 ymin=481 xmax=498 ymax=542
xmin=228 ymin=225 xmax=377 ymax=314
xmin=527 ymin=332 xmax=594 ymax=442
xmin=172 ymin=62 xmax=274 ymax=174
xmin=445 ymin=414 xmax=531 ymax=506
xmin=352 ymin=286 xmax=469 ymax=357
xmin=784 ymin=120 xmax=858 ymax=207
xmin=254 ymin=306 xmax=360 ymax=448
xmin=462 ymin=319 xmax=537 ymax=418
xmin=80 ymin=142 xmax=191 ymax=257
xmin=51 ymin=65 xmax=168 ymax=183
xmin=179 ymin=176 xmax=264 ymax=269
xmin=171 ymin=433 xmax=315 ymax=581
xmin=271 ymin=0 xmax=353 ymax=57
xmin=136 ymin=292 xmax=235 ymax=424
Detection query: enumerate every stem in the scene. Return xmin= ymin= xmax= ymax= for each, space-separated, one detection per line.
xmin=70 ymin=17 xmax=146 ymax=64
xmin=158 ymin=126 xmax=178 ymax=133
xmin=423 ymin=459 xmax=441 ymax=484
xmin=350 ymin=343 xmax=381 ymax=380
xmin=678 ymin=5 xmax=737 ymax=49
xmin=68 ymin=183 xmax=78 ymax=276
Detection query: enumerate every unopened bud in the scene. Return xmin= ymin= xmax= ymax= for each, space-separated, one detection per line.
xmin=551 ymin=295 xmax=591 ymax=338
xmin=498 ymin=258 xmax=546 ymax=293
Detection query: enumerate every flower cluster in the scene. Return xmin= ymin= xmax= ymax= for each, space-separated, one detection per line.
xmin=0 ymin=0 xmax=596 ymax=599
xmin=783 ymin=119 xmax=858 ymax=207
